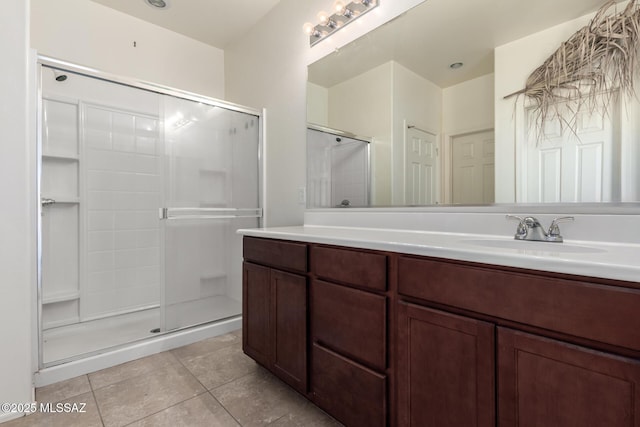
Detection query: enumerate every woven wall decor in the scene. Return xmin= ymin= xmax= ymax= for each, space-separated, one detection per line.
xmin=505 ymin=0 xmax=640 ymax=139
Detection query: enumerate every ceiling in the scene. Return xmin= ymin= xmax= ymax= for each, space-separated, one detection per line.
xmin=90 ymin=0 xmax=625 ymax=88
xmin=90 ymin=0 xmax=281 ymax=49
xmin=308 ymin=0 xmax=626 ymax=88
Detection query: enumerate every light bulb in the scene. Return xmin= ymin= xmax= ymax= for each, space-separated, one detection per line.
xmin=303 ymin=22 xmax=315 ymax=35
xmin=334 ymin=1 xmax=346 ymax=14
xmin=317 ymin=11 xmax=329 ymax=26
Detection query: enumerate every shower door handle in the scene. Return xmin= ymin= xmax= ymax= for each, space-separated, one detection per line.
xmin=41 ymin=198 xmax=56 ymax=207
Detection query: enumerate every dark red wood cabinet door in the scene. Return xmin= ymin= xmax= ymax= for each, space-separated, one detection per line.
xmin=312 ymin=343 xmax=387 ymax=427
xmin=498 ymin=327 xmax=640 ymax=427
xmin=311 ymin=279 xmax=387 ymax=371
xmin=242 ymin=262 xmax=272 ymax=367
xmin=397 ymin=302 xmax=495 ymax=427
xmin=272 ymin=269 xmax=308 ymax=393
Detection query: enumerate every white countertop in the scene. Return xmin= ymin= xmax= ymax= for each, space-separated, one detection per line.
xmin=238 ymin=225 xmax=640 ymax=283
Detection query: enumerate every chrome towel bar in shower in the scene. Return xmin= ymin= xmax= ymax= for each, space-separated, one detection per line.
xmin=159 ymin=207 xmax=262 ymax=220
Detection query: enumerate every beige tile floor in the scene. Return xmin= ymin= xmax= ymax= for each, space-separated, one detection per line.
xmin=5 ymin=329 xmax=342 ymax=427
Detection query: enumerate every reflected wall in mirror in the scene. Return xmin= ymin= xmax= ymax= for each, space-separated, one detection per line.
xmin=307 ymin=0 xmax=640 ymax=207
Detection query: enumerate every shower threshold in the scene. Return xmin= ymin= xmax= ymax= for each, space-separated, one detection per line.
xmin=42 ymin=308 xmax=160 ymax=364
xmin=42 ymin=295 xmax=243 ymax=365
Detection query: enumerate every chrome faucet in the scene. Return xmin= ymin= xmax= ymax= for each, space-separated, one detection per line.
xmin=506 ymin=215 xmax=574 ymax=243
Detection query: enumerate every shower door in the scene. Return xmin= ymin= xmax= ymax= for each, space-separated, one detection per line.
xmin=161 ymin=95 xmax=261 ymax=332
xmin=38 ymin=59 xmax=262 ymax=367
xmin=307 ymin=126 xmax=370 ymax=207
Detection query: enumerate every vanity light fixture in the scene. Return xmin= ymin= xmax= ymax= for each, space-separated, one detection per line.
xmin=304 ymin=0 xmax=379 ymax=46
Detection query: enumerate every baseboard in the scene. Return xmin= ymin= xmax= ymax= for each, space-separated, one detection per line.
xmin=0 ymin=408 xmax=31 ymax=424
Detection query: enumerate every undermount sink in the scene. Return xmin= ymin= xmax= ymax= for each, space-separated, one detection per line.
xmin=461 ymin=239 xmax=607 ymax=254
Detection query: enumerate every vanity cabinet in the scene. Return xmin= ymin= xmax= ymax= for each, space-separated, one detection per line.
xmin=310 ymin=245 xmax=389 ymax=427
xmin=242 ymin=235 xmax=640 ymax=427
xmin=397 ymin=255 xmax=640 ymax=427
xmin=242 ymin=237 xmax=308 ymax=393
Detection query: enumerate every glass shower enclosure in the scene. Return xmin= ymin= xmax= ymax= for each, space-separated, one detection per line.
xmin=37 ymin=57 xmax=261 ymax=367
xmin=307 ymin=124 xmax=370 ymax=208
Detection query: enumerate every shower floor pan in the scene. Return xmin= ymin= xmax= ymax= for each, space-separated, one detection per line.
xmin=43 ymin=295 xmax=241 ymax=364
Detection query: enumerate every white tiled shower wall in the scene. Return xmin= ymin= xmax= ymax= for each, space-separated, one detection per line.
xmin=84 ymin=105 xmax=162 ymax=320
xmin=41 ymin=71 xmax=164 ymax=325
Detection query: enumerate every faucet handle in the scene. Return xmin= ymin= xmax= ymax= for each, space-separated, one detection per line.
xmin=506 ymin=214 xmax=527 ymax=238
xmin=547 ymin=216 xmax=575 ymax=241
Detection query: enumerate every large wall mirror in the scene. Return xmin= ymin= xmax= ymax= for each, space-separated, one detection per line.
xmin=306 ymin=0 xmax=640 ymax=208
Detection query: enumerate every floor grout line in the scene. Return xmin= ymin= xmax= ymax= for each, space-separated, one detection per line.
xmin=86 ymin=351 xmax=182 ymax=393
xmin=91 ymin=388 xmax=106 ymax=427
xmin=171 ymin=348 xmax=213 ymax=397
xmin=206 ymin=364 xmax=264 ymax=394
xmin=119 ymin=390 xmax=211 ymax=427
xmin=32 ymin=331 xmax=274 ymax=427
xmin=207 ymin=390 xmax=243 ymax=427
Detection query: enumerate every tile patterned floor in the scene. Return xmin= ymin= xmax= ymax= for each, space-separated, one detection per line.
xmin=4 ymin=330 xmax=342 ymax=427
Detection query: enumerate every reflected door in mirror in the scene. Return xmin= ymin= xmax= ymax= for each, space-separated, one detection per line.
xmin=405 ymin=127 xmax=439 ymax=205
xmin=521 ymin=103 xmax=618 ymax=203
xmin=452 ymin=130 xmax=495 ymax=204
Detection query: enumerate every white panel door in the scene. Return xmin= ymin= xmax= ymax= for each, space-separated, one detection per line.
xmin=405 ymin=127 xmax=439 ymax=205
xmin=523 ymin=105 xmax=618 ymax=203
xmin=451 ymin=130 xmax=495 ymax=204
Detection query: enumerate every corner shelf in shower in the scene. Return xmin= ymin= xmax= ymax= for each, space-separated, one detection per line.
xmin=42 ymin=152 xmax=80 ymax=161
xmin=42 ymin=290 xmax=80 ymax=305
xmin=199 ymin=169 xmax=229 ymax=207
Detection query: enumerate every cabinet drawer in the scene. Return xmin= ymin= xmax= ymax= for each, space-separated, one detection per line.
xmin=311 ymin=245 xmax=387 ymax=291
xmin=243 ymin=236 xmax=307 ymax=273
xmin=398 ymin=256 xmax=640 ymax=352
xmin=312 ymin=343 xmax=386 ymax=427
xmin=312 ymin=279 xmax=386 ymax=370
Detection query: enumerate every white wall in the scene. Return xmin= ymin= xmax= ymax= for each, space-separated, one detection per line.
xmin=443 ymin=73 xmax=494 ymax=135
xmin=307 ymin=82 xmax=329 ymax=126
xmin=31 ymin=0 xmax=225 ymax=99
xmin=225 ymin=0 xmax=424 ymax=225
xmin=0 ymin=0 xmax=35 ymax=423
xmin=223 ymin=1 xmax=315 ymax=226
xmin=329 ymin=62 xmax=393 ymax=205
